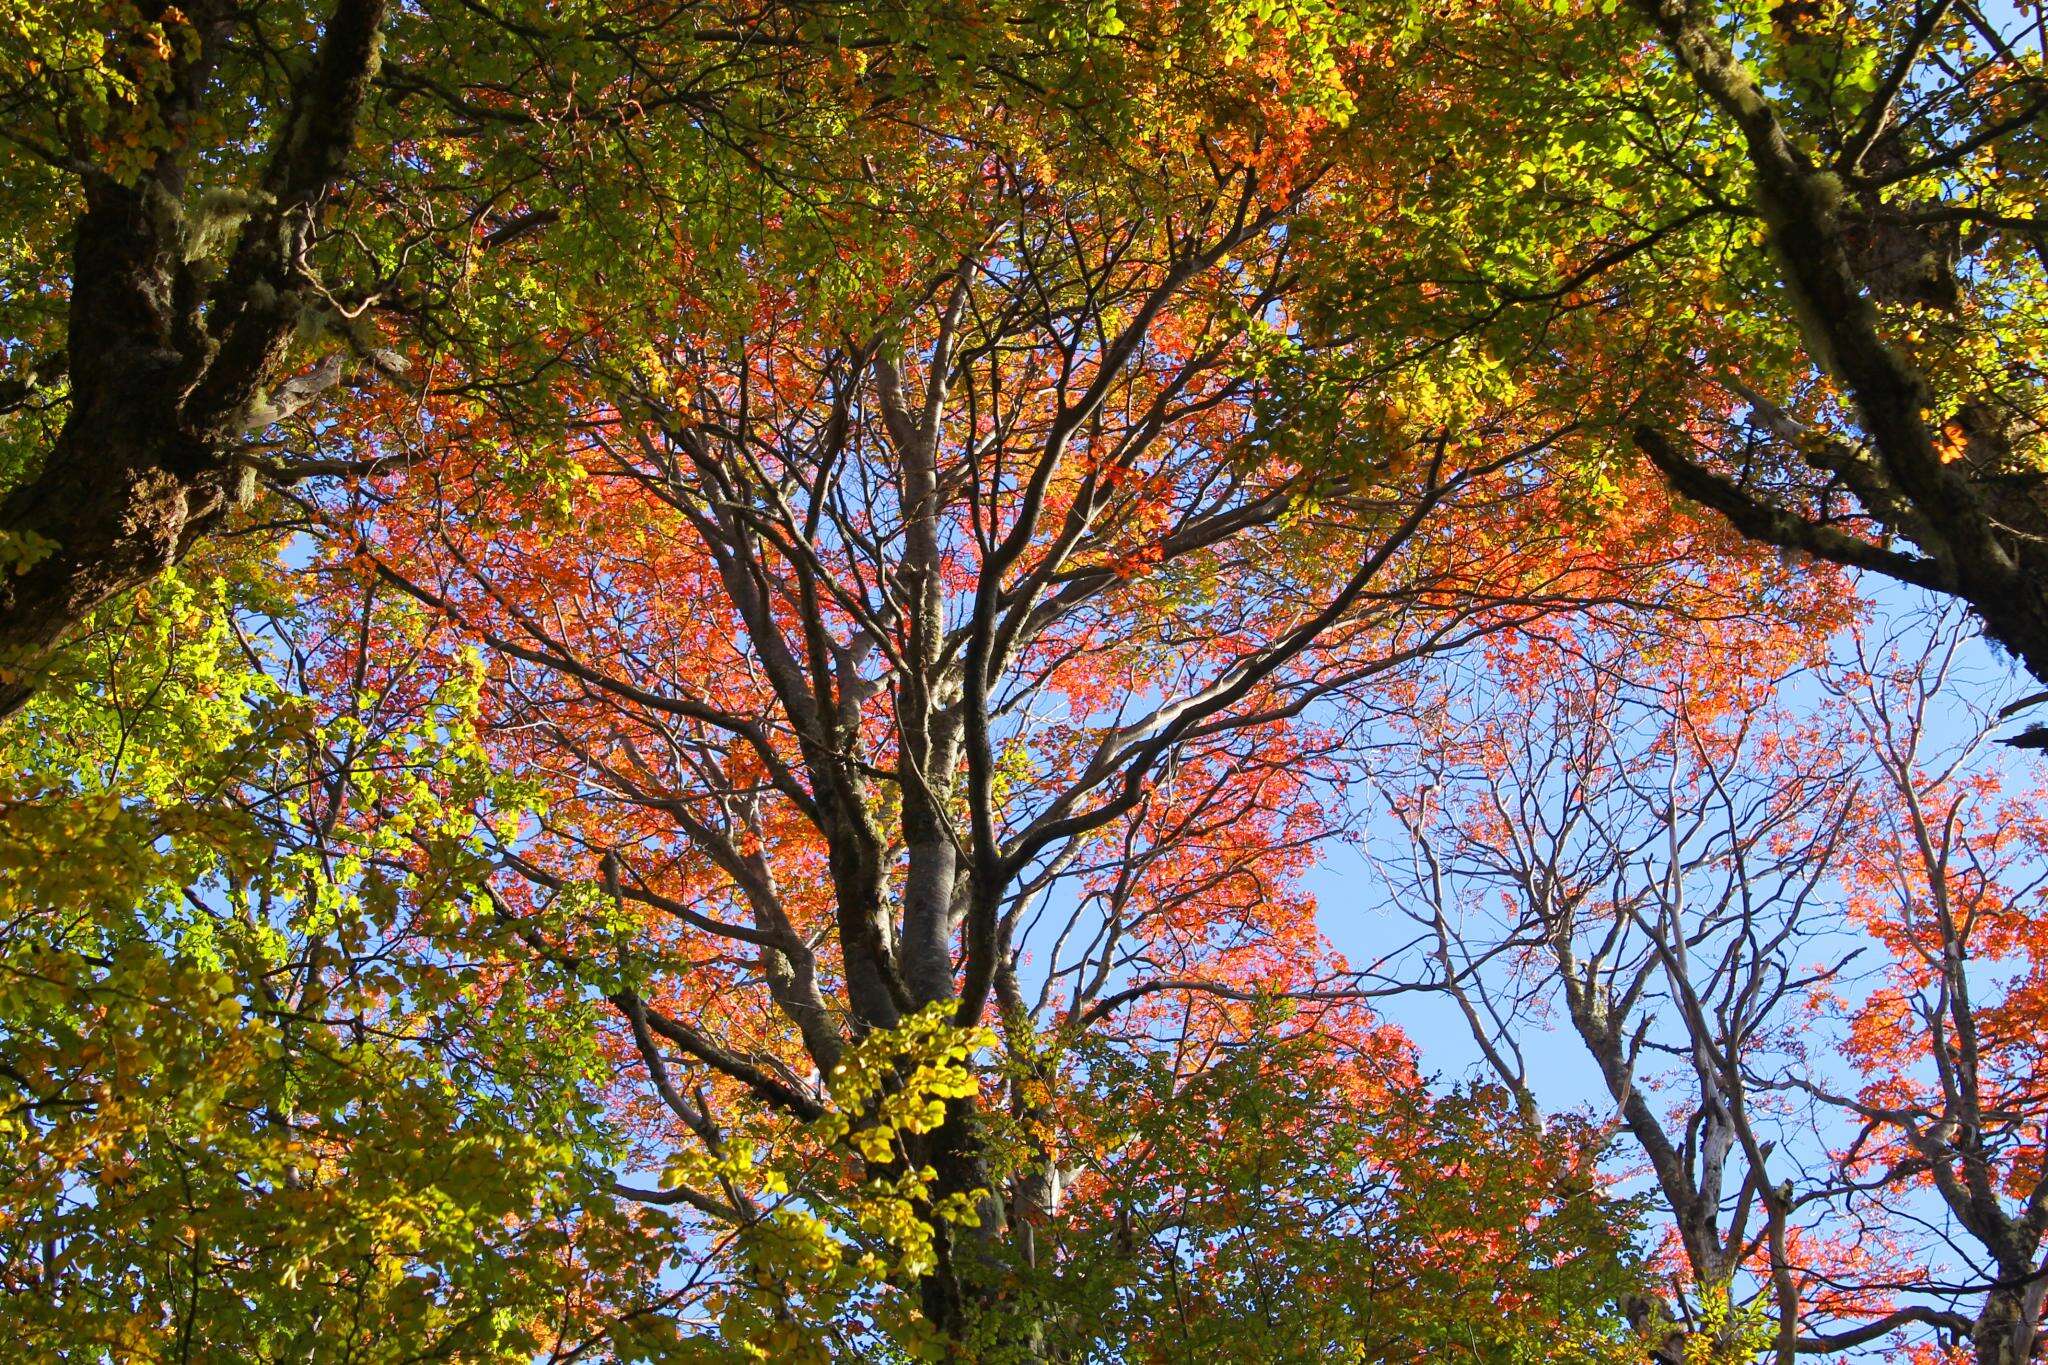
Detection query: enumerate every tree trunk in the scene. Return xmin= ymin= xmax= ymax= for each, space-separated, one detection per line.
xmin=0 ymin=0 xmax=391 ymax=719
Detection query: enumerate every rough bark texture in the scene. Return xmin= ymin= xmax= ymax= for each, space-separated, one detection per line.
xmin=0 ymin=0 xmax=392 ymax=718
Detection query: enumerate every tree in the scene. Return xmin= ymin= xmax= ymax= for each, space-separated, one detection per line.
xmin=0 ymin=1 xmax=1693 ymax=1352
xmin=1806 ymin=618 xmax=2048 ymax=1365
xmin=1036 ymin=1022 xmax=1649 ymax=1362
xmin=301 ymin=25 xmax=1755 ymax=1339
xmin=0 ymin=0 xmax=401 ymax=718
xmin=15 ymin=2 xmax=2042 ymax=1358
xmin=1320 ymin=0 xmax=2048 ymax=686
xmin=1378 ymin=601 xmax=2048 ymax=1365
xmin=0 ymin=0 xmax=1036 ymax=719
xmin=1372 ymin=590 xmax=1902 ymax=1362
xmin=1619 ymin=0 xmax=2048 ymax=687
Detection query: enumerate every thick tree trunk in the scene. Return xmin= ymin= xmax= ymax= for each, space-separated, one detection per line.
xmin=1973 ymin=1270 xmax=2048 ymax=1365
xmin=0 ymin=0 xmax=391 ymax=720
xmin=0 ymin=177 xmax=234 ymax=716
xmin=0 ymin=446 xmax=238 ymax=718
xmin=1628 ymin=0 xmax=2048 ymax=689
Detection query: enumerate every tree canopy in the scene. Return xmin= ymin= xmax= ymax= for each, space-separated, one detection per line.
xmin=2 ymin=1 xmax=2046 ymax=1361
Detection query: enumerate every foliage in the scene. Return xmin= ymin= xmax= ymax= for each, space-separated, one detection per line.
xmin=1681 ymin=1281 xmax=1777 ymax=1365
xmin=2 ymin=0 xmax=2047 ymax=1361
xmin=0 ymin=539 xmax=659 ymax=1360
xmin=1028 ymin=1025 xmax=1651 ymax=1363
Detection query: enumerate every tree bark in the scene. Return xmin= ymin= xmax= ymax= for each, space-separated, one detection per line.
xmin=1627 ymin=0 xmax=2048 ymax=686
xmin=0 ymin=0 xmax=391 ymax=718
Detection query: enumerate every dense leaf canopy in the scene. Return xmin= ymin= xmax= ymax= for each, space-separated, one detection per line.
xmin=1 ymin=1 xmax=2044 ymax=1361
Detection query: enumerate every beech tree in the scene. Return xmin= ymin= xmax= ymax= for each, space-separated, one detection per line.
xmin=1808 ymin=620 xmax=2048 ymax=1365
xmin=0 ymin=540 xmax=671 ymax=1359
xmin=1375 ymin=588 xmax=1878 ymax=1361
xmin=1621 ymin=0 xmax=2048 ymax=686
xmin=1335 ymin=0 xmax=2048 ymax=686
xmin=0 ymin=0 xmax=1043 ymax=718
xmin=1379 ymin=605 xmax=2048 ymax=1365
xmin=6 ymin=1 xmax=2048 ymax=1360
xmin=0 ymin=0 xmax=396 ymax=718
xmin=301 ymin=23 xmax=1764 ymax=1339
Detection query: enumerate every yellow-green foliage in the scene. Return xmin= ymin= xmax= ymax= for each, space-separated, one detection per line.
xmin=0 ymin=553 xmax=647 ymax=1360
xmin=691 ymin=1005 xmax=999 ymax=1361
